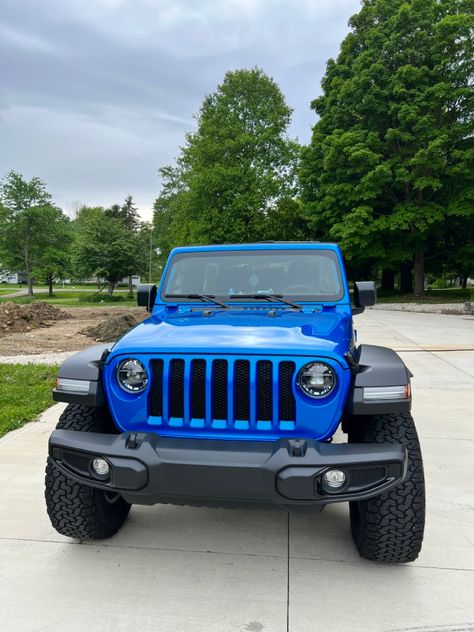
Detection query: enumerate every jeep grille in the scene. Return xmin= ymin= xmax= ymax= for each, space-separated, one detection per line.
xmin=149 ymin=357 xmax=296 ymax=431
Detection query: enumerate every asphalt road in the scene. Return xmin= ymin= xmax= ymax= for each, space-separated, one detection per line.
xmin=0 ymin=309 xmax=473 ymax=632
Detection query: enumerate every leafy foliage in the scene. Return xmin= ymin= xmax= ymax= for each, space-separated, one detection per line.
xmin=300 ymin=0 xmax=474 ymax=293
xmin=73 ymin=205 xmax=143 ymax=294
xmin=0 ymin=171 xmax=72 ymax=295
xmin=33 ymin=213 xmax=73 ymax=295
xmin=154 ymin=68 xmax=302 ymax=248
xmin=105 ymin=195 xmax=140 ymax=231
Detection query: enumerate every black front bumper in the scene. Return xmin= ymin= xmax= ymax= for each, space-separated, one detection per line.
xmin=49 ymin=430 xmax=407 ymax=508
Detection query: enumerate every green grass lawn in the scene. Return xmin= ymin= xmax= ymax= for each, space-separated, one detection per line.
xmin=0 ymin=364 xmax=58 ymax=438
xmin=0 ymin=291 xmax=137 ymax=307
xmin=0 ymin=283 xmax=115 ymax=290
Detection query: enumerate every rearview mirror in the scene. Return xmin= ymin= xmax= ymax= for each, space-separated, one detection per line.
xmin=137 ymin=284 xmax=157 ymax=312
xmin=353 ymin=281 xmax=376 ymax=314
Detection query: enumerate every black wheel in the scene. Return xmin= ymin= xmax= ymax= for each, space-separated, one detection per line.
xmin=348 ymin=412 xmax=425 ymax=563
xmin=45 ymin=404 xmax=131 ymax=540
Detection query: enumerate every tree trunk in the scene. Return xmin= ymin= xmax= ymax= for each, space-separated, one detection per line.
xmin=399 ymin=262 xmax=413 ymax=294
xmin=414 ymin=251 xmax=425 ymax=297
xmin=48 ymin=275 xmax=53 ymax=297
xmin=24 ymin=234 xmax=34 ymax=296
xmin=381 ymin=268 xmax=395 ymax=292
xmin=26 ymin=269 xmax=34 ymax=296
xmin=462 ymin=275 xmax=468 ymax=290
xmin=128 ymin=275 xmax=134 ymax=298
xmin=108 ymin=282 xmax=115 ymax=295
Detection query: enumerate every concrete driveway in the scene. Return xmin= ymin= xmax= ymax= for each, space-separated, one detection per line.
xmin=1 ymin=309 xmax=473 ymax=632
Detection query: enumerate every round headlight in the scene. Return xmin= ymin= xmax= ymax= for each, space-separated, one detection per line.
xmin=117 ymin=358 xmax=148 ymax=393
xmin=298 ymin=362 xmax=336 ymax=398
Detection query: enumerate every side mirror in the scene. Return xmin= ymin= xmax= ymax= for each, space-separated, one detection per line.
xmin=137 ymin=284 xmax=157 ymax=312
xmin=353 ymin=281 xmax=376 ymax=314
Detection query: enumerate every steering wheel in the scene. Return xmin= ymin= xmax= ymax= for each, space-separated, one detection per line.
xmin=282 ymin=284 xmax=316 ymax=294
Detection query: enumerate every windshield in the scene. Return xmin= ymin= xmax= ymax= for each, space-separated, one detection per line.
xmin=162 ymin=249 xmax=344 ymax=302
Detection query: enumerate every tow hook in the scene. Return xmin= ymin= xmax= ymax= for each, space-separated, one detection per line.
xmin=287 ymin=439 xmax=307 ymax=457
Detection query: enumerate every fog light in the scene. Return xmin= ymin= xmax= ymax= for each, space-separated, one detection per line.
xmin=92 ymin=457 xmax=110 ymax=477
xmin=323 ymin=469 xmax=346 ymax=489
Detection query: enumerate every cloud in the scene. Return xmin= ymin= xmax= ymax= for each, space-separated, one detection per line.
xmin=0 ymin=0 xmax=360 ymax=218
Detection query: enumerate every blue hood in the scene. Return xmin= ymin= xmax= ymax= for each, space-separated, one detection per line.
xmin=110 ymin=307 xmax=352 ymax=362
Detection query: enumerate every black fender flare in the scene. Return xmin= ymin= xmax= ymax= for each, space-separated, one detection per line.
xmin=346 ymin=344 xmax=412 ymax=415
xmin=52 ymin=344 xmax=111 ymax=407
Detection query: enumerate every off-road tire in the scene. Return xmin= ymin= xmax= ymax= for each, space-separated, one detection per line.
xmin=348 ymin=412 xmax=425 ymax=563
xmin=45 ymin=404 xmax=131 ymax=540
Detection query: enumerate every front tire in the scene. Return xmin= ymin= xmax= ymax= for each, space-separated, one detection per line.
xmin=348 ymin=412 xmax=425 ymax=563
xmin=45 ymin=404 xmax=131 ymax=540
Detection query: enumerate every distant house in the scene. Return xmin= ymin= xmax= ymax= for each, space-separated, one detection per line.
xmin=63 ymin=275 xmax=141 ymax=287
xmin=0 ymin=271 xmax=27 ymax=284
xmin=121 ymin=275 xmax=141 ymax=287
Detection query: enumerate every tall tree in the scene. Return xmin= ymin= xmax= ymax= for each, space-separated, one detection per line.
xmin=155 ymin=68 xmax=300 ymax=247
xmin=120 ymin=195 xmax=140 ymax=232
xmin=300 ymin=0 xmax=474 ymax=295
xmin=33 ymin=210 xmax=73 ymax=296
xmin=120 ymin=195 xmax=140 ymax=294
xmin=73 ymin=206 xmax=141 ymax=294
xmin=0 ymin=171 xmax=70 ymax=295
xmin=105 ymin=196 xmax=141 ymax=294
xmin=105 ymin=196 xmax=140 ymax=231
xmin=152 ymin=165 xmax=185 ymax=267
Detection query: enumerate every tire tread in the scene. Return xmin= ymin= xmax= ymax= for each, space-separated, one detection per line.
xmin=45 ymin=404 xmax=130 ymax=540
xmin=349 ymin=412 xmax=425 ymax=563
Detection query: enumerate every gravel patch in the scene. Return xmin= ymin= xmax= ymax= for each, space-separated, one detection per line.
xmin=0 ymin=352 xmax=75 ymax=365
xmin=370 ymin=302 xmax=473 ymax=315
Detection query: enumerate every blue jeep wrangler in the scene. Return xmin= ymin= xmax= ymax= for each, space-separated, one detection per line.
xmin=45 ymin=242 xmax=425 ymax=562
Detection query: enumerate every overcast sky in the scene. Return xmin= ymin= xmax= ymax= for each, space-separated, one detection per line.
xmin=1 ymin=0 xmax=361 ymax=219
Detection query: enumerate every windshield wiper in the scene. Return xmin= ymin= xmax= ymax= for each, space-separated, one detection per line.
xmin=229 ymin=294 xmax=302 ymax=310
xmin=165 ymin=293 xmax=229 ymax=309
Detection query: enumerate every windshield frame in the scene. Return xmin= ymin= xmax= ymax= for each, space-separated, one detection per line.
xmin=159 ymin=247 xmax=347 ymax=305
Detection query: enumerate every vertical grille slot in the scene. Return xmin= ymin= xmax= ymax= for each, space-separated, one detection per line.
xmin=191 ymin=359 xmax=206 ymax=419
xmin=257 ymin=360 xmax=273 ymax=421
xmin=149 ymin=359 xmax=164 ymax=417
xmin=149 ymin=356 xmax=296 ymax=429
xmin=213 ymin=360 xmax=228 ymax=420
xmin=169 ymin=359 xmax=185 ymax=418
xmin=279 ymin=361 xmax=296 ymax=421
xmin=234 ymin=360 xmax=250 ymax=420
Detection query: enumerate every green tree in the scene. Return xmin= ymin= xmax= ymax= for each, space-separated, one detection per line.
xmin=120 ymin=195 xmax=140 ymax=232
xmin=441 ymin=218 xmax=474 ymax=288
xmin=33 ymin=210 xmax=73 ymax=296
xmin=73 ymin=206 xmax=141 ymax=294
xmin=300 ymin=0 xmax=474 ymax=295
xmin=105 ymin=195 xmax=140 ymax=231
xmin=152 ymin=165 xmax=185 ymax=266
xmin=0 ymin=171 xmax=70 ymax=295
xmin=155 ymin=68 xmax=300 ymax=247
xmin=105 ymin=196 xmax=141 ymax=294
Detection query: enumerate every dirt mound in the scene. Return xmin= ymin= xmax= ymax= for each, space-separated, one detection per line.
xmin=80 ymin=313 xmax=139 ymax=342
xmin=0 ymin=301 xmax=69 ymax=337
